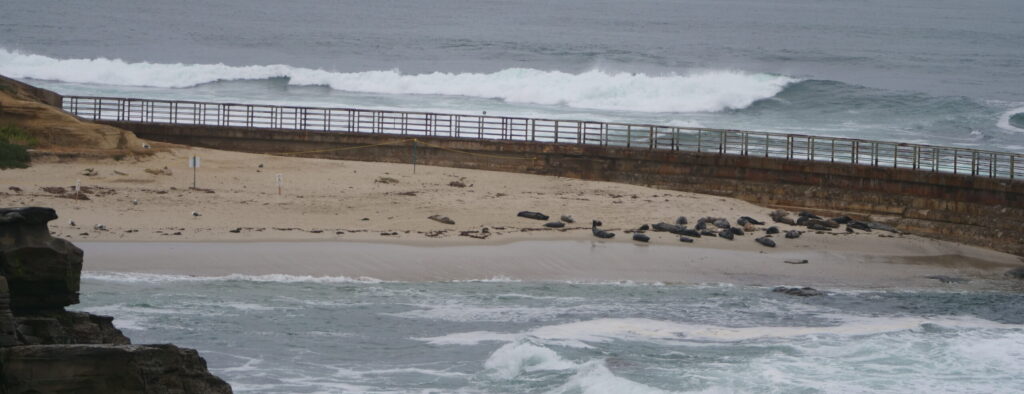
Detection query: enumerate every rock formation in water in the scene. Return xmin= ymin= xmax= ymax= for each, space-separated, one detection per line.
xmin=0 ymin=207 xmax=232 ymax=393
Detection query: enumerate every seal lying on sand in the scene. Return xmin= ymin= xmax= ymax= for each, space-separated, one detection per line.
xmin=755 ymin=237 xmax=776 ymax=247
xmin=591 ymin=220 xmax=614 ymax=239
xmin=518 ymin=211 xmax=549 ymax=220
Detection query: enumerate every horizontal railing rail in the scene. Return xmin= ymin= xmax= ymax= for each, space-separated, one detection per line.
xmin=62 ymin=96 xmax=1023 ymax=181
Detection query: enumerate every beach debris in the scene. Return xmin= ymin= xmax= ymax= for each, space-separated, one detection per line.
xmin=925 ymin=275 xmax=969 ymax=284
xmin=81 ymin=168 xmax=98 ymax=177
xmin=591 ymin=220 xmax=614 ymax=239
xmin=191 ymin=211 xmax=201 ymax=217
xmin=679 ymin=236 xmax=694 ymax=243
xmin=718 ymin=230 xmax=734 ymax=240
xmin=632 ymin=233 xmax=650 ymax=242
xmin=675 ymin=216 xmax=688 ymax=225
xmin=680 ymin=228 xmax=701 ymax=238
xmin=428 ymin=215 xmax=456 ymax=225
xmin=68 ymin=220 xmax=76 ymax=227
xmin=772 ymin=286 xmax=823 ymax=297
xmin=755 ymin=237 xmax=776 ymax=247
xmin=93 ymin=224 xmax=107 ymax=231
xmin=448 ymin=180 xmax=467 ymax=188
xmin=113 ymin=170 xmax=128 ymax=176
xmin=784 ymin=259 xmax=809 ymax=264
xmin=785 ymin=230 xmax=802 ymax=239
xmin=424 ymin=230 xmax=446 ymax=238
xmin=131 ymin=199 xmax=139 ymax=205
xmin=258 ymin=163 xmax=264 ymax=168
xmin=375 ymin=176 xmax=399 ymax=184
xmin=459 ymin=230 xmax=490 ymax=239
xmin=142 ymin=143 xmax=151 ymax=149
xmin=770 ymin=210 xmax=796 ymax=225
xmin=1005 ymin=267 xmax=1024 ymax=280
xmin=544 ymin=221 xmax=565 ymax=228
xmin=652 ymin=222 xmax=683 ymax=233
xmin=7 ymin=186 xmax=21 ymax=193
xmin=766 ymin=226 xmax=780 ymax=234
xmin=728 ymin=227 xmax=745 ymax=236
xmin=517 ymin=211 xmax=549 ymax=220
xmin=145 ymin=167 xmax=173 ymax=176
xmin=229 ymin=228 xmax=242 ymax=233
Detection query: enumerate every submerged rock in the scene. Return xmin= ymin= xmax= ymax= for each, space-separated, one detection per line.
xmin=925 ymin=275 xmax=969 ymax=284
xmin=772 ymin=286 xmax=823 ymax=297
xmin=1004 ymin=267 xmax=1024 ymax=280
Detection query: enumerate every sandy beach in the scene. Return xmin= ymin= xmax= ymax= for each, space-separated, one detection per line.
xmin=2 ymin=144 xmax=1021 ymax=289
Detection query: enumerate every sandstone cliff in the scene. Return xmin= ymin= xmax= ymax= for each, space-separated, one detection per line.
xmin=0 ymin=207 xmax=232 ymax=393
xmin=0 ymin=75 xmax=145 ymax=154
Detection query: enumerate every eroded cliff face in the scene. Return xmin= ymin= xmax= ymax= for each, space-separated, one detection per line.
xmin=0 ymin=207 xmax=232 ymax=394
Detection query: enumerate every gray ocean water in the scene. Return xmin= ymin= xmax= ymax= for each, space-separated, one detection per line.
xmin=77 ymin=273 xmax=1024 ymax=393
xmin=1 ymin=0 xmax=1023 ymax=151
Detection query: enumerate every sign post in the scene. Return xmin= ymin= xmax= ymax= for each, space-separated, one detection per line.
xmin=276 ymin=174 xmax=283 ymax=195
xmin=74 ymin=179 xmax=81 ymax=200
xmin=188 ymin=156 xmax=200 ymax=189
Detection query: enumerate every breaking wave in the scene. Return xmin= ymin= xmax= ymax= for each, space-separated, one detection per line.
xmin=0 ymin=48 xmax=797 ymax=113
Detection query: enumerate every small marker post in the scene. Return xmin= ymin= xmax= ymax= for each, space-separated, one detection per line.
xmin=74 ymin=179 xmax=81 ymax=200
xmin=188 ymin=156 xmax=200 ymax=189
xmin=412 ymin=139 xmax=417 ymax=174
xmin=276 ymin=174 xmax=283 ymax=195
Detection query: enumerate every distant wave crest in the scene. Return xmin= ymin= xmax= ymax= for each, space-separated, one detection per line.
xmin=0 ymin=48 xmax=797 ymax=113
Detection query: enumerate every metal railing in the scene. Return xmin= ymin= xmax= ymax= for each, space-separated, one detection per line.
xmin=62 ymin=95 xmax=1022 ymax=181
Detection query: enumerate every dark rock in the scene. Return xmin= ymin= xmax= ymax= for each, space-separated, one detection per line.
xmin=14 ymin=310 xmax=129 ymax=345
xmin=848 ymin=221 xmax=871 ymax=232
xmin=680 ymin=228 xmax=701 ymax=238
xmin=678 ymin=236 xmax=694 ymax=243
xmin=718 ymin=230 xmax=734 ymax=240
xmin=766 ymin=226 xmax=780 ymax=234
xmin=728 ymin=227 xmax=744 ymax=236
xmin=544 ymin=222 xmax=565 ymax=228
xmin=785 ymin=230 xmax=802 ymax=239
xmin=755 ymin=237 xmax=776 ymax=247
xmin=560 ymin=215 xmax=575 ymax=224
xmin=1006 ymin=267 xmax=1024 ymax=280
xmin=0 ymin=344 xmax=232 ymax=393
xmin=0 ymin=207 xmax=82 ymax=311
xmin=652 ymin=222 xmax=683 ymax=233
xmin=428 ymin=215 xmax=455 ymax=225
xmin=925 ymin=275 xmax=969 ymax=284
xmin=632 ymin=233 xmax=650 ymax=243
xmin=772 ymin=286 xmax=824 ymax=297
xmin=517 ymin=211 xmax=549 ymax=220
xmin=674 ymin=216 xmax=688 ymax=225
xmin=739 ymin=216 xmax=765 ymax=226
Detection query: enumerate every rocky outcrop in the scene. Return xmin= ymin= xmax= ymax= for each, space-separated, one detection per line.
xmin=0 ymin=207 xmax=231 ymax=393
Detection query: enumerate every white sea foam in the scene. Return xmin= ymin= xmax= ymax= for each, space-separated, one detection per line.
xmin=484 ymin=340 xmax=577 ymax=380
xmin=421 ymin=316 xmax=1023 ymax=346
xmin=82 ymin=271 xmax=384 ymax=283
xmin=549 ymin=360 xmax=678 ymax=394
xmin=996 ymin=106 xmax=1024 ymax=132
xmin=0 ymin=48 xmax=797 ymax=113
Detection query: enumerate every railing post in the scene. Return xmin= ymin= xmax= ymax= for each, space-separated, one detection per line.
xmin=649 ymin=126 xmax=654 ymax=150
xmin=554 ymin=121 xmax=559 ymax=144
xmin=1011 ymin=155 xmax=1016 ymax=180
xmin=809 ymin=137 xmax=815 ymax=160
xmin=697 ymin=130 xmax=702 ymax=153
xmin=626 ymin=125 xmax=631 ymax=148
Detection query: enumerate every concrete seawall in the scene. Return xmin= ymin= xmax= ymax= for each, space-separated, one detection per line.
xmin=102 ymin=121 xmax=1024 ymax=256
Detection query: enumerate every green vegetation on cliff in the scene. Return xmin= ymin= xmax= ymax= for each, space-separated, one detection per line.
xmin=0 ymin=125 xmax=35 ymax=169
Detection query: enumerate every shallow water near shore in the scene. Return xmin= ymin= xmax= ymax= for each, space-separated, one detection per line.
xmin=75 ymin=274 xmax=1024 ymax=393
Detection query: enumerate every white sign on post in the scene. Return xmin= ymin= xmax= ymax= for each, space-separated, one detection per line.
xmin=188 ymin=156 xmax=201 ymax=168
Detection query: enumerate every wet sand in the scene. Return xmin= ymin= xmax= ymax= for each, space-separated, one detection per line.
xmin=79 ymin=240 xmax=1024 ymax=290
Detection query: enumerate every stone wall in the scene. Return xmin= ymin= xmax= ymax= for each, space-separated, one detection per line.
xmin=104 ymin=122 xmax=1024 ymax=256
